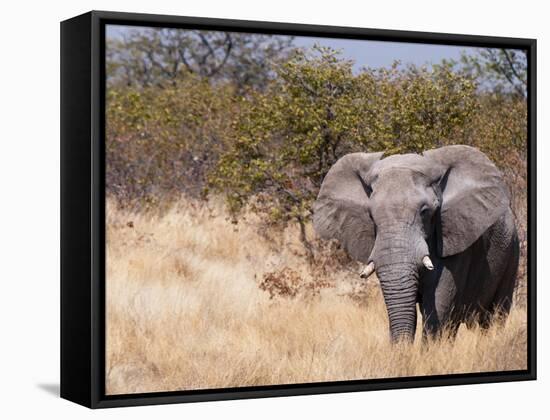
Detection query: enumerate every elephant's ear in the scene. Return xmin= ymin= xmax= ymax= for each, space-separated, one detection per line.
xmin=313 ymin=152 xmax=383 ymax=263
xmin=423 ymin=145 xmax=510 ymax=258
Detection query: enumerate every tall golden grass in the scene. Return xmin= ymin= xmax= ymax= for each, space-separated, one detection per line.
xmin=105 ymin=197 xmax=527 ymax=395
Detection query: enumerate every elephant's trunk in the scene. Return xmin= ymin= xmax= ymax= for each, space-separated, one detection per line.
xmin=377 ymin=263 xmax=418 ymax=342
xmin=374 ymin=231 xmax=421 ymax=343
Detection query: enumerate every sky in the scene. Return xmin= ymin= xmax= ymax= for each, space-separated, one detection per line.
xmin=106 ymin=24 xmax=481 ymax=70
xmin=291 ymin=36 xmax=472 ymax=69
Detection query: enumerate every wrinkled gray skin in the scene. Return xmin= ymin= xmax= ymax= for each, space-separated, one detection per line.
xmin=313 ymin=145 xmax=519 ymax=343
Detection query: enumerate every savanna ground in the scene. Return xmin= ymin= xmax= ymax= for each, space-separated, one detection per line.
xmin=105 ymin=197 xmax=527 ymax=395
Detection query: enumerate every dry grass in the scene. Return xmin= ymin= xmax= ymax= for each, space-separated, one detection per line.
xmin=105 ymin=197 xmax=527 ymax=395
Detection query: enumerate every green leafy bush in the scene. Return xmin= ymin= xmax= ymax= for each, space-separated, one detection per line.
xmin=208 ymin=48 xmax=480 ymax=247
xmin=106 ymin=73 xmax=236 ymax=209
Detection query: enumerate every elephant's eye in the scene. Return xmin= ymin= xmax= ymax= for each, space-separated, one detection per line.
xmin=365 ymin=184 xmax=373 ymax=198
xmin=420 ymin=204 xmax=431 ymax=217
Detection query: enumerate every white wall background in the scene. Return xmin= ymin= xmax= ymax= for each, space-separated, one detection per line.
xmin=0 ymin=0 xmax=546 ymax=417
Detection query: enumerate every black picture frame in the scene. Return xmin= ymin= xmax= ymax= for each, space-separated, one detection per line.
xmin=60 ymin=10 xmax=537 ymax=409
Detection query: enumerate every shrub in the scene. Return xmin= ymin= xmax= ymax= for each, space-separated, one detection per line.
xmin=208 ymin=47 xmax=480 ymax=256
xmin=106 ymin=74 xmax=236 ymax=209
xmin=259 ymin=267 xmax=332 ymax=300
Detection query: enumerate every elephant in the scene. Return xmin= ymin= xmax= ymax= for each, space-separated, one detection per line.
xmin=313 ymin=145 xmax=519 ymax=342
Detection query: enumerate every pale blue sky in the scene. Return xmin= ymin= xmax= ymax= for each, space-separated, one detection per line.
xmin=291 ymin=36 xmax=470 ymax=69
xmin=106 ymin=24 xmax=480 ymax=70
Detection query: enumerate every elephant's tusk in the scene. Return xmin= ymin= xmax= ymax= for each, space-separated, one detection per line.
xmin=422 ymin=255 xmax=434 ymax=270
xmin=360 ymin=262 xmax=375 ymax=279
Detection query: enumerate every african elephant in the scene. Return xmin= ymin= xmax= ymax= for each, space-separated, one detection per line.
xmin=313 ymin=145 xmax=519 ymax=342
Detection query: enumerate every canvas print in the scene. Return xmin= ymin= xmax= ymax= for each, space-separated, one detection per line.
xmin=105 ymin=25 xmax=528 ymax=395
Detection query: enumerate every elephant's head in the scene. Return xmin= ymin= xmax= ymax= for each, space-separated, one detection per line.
xmin=313 ymin=145 xmax=510 ymax=342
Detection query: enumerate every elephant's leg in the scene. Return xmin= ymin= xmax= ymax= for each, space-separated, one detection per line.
xmin=419 ymin=251 xmax=471 ymax=340
xmin=421 ymin=317 xmax=460 ymax=342
xmin=445 ymin=320 xmax=461 ymax=340
xmin=491 ymin=232 xmax=520 ymax=318
xmin=471 ymin=211 xmax=520 ymax=328
xmin=419 ymin=271 xmax=442 ymax=340
xmin=464 ymin=305 xmax=501 ymax=331
xmin=420 ymin=310 xmax=440 ymax=342
xmin=477 ymin=309 xmax=495 ymax=330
